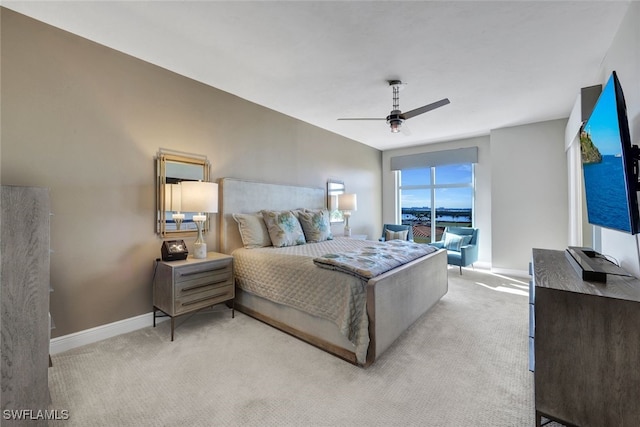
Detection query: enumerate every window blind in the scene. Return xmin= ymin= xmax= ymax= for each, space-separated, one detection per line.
xmin=390 ymin=147 xmax=478 ymax=171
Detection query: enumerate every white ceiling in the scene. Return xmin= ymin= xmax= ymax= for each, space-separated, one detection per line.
xmin=3 ymin=1 xmax=631 ymax=151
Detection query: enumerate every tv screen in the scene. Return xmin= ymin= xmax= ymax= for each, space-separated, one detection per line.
xmin=581 ymin=71 xmax=639 ymax=234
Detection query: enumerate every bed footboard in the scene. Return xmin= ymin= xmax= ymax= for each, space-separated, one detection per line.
xmin=365 ymin=248 xmax=448 ymax=366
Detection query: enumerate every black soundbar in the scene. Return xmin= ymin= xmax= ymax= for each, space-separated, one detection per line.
xmin=565 ymin=246 xmax=632 ymax=283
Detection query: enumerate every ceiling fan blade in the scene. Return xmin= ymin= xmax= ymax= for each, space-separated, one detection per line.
xmin=337 ymin=118 xmax=386 ymax=121
xmin=401 ymin=98 xmax=450 ymax=120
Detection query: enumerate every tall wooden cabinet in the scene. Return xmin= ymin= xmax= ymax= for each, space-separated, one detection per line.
xmin=1 ymin=186 xmax=51 ymax=424
xmin=531 ymin=248 xmax=640 ymax=427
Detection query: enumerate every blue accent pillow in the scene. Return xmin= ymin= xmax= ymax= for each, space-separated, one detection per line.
xmin=261 ymin=210 xmax=306 ymax=247
xmin=298 ymin=210 xmax=333 ymax=242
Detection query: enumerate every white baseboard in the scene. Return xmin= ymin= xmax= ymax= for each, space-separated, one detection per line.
xmin=50 ymin=311 xmax=167 ymax=355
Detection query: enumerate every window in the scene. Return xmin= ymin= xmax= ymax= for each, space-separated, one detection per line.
xmin=398 ymin=163 xmax=474 ymax=243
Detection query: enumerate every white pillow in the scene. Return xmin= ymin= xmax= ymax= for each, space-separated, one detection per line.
xmin=232 ymin=213 xmax=272 ymax=248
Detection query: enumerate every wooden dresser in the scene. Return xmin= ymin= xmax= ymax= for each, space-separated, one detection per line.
xmin=153 ymin=252 xmax=234 ymax=340
xmin=531 ymin=248 xmax=640 ymax=427
xmin=1 ymin=186 xmax=51 ymax=425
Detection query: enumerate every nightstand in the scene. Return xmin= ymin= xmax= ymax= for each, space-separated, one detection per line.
xmin=153 ymin=252 xmax=234 ymax=340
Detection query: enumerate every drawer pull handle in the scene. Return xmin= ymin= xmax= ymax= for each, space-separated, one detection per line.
xmin=181 ymin=279 xmax=229 ymax=292
xmin=179 ymin=266 xmax=228 ymax=277
xmin=181 ymin=291 xmax=229 ymax=307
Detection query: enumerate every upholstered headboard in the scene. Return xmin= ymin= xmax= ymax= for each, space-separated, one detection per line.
xmin=218 ymin=178 xmax=325 ymax=254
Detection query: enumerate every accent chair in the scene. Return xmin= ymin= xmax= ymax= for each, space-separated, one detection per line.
xmin=379 ymin=224 xmax=413 ymax=242
xmin=429 ymin=226 xmax=479 ymax=274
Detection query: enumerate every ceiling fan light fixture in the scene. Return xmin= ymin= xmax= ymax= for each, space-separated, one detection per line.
xmin=337 ymin=78 xmax=450 ymax=136
xmin=387 ymin=110 xmax=403 ymax=133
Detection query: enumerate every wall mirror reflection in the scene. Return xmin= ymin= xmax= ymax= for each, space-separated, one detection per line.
xmin=327 ymin=179 xmax=345 ymax=223
xmin=156 ymin=149 xmax=211 ymax=237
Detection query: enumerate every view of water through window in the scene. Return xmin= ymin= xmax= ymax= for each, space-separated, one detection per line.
xmin=399 ymin=164 xmax=473 ymax=243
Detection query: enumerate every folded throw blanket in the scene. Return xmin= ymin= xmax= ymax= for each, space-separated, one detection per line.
xmin=314 ymin=240 xmax=437 ymax=280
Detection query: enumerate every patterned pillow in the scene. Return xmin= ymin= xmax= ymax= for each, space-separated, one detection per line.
xmin=385 ymin=229 xmax=408 ymax=241
xmin=298 ymin=210 xmax=333 ymax=242
xmin=444 ymin=233 xmax=463 ymax=251
xmin=232 ymin=213 xmax=272 ymax=248
xmin=261 ymin=210 xmax=306 ymax=247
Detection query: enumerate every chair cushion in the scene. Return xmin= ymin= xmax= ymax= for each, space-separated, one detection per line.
xmin=444 ymin=233 xmax=463 ymax=251
xmin=385 ymin=229 xmax=408 ymax=241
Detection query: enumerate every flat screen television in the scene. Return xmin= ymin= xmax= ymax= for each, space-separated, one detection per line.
xmin=581 ymin=71 xmax=640 ymax=234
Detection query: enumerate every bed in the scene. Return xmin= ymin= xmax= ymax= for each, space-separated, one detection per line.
xmin=219 ymin=178 xmax=448 ymax=366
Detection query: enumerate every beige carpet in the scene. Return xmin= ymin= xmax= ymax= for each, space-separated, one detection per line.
xmin=48 ymin=268 xmax=539 ymax=426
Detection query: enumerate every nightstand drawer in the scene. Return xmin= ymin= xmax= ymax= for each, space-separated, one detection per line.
xmin=175 ymin=270 xmax=232 ymax=294
xmin=175 ymin=284 xmax=234 ymax=315
xmin=174 ymin=260 xmax=231 ymax=283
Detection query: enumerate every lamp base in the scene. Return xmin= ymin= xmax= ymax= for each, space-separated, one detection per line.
xmin=343 ymin=213 xmax=351 ymax=237
xmin=193 ymin=219 xmax=207 ymax=259
xmin=193 ymin=242 xmax=207 ymax=259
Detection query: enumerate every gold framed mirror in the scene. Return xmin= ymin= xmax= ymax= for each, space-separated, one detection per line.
xmin=156 ymin=149 xmax=211 ymax=237
xmin=327 ymin=179 xmax=345 ymax=223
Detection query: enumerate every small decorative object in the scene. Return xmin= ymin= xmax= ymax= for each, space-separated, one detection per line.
xmin=180 ymin=181 xmax=219 ymax=259
xmin=161 ymin=239 xmax=189 ymax=261
xmin=338 ymin=193 xmax=357 ymax=237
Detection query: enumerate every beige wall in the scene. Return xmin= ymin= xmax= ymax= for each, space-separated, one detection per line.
xmin=0 ymin=9 xmax=382 ymax=337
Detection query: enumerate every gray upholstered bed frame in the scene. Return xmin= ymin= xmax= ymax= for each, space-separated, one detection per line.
xmin=218 ymin=177 xmax=448 ymax=366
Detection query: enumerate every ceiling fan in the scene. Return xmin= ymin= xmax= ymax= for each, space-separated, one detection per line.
xmin=338 ymin=80 xmax=450 ymax=134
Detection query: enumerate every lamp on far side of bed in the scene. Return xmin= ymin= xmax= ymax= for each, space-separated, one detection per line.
xmin=180 ymin=181 xmax=219 ymax=259
xmin=338 ymin=193 xmax=357 ymax=237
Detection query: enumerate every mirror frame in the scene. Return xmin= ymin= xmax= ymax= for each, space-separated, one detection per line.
xmin=327 ymin=179 xmax=345 ymax=223
xmin=156 ymin=149 xmax=211 ymax=237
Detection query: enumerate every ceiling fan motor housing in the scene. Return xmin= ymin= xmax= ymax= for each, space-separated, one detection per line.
xmin=387 ymin=110 xmax=403 ymax=133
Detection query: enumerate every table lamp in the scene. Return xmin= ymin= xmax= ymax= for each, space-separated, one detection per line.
xmin=180 ymin=181 xmax=219 ymax=258
xmin=338 ymin=193 xmax=357 ymax=237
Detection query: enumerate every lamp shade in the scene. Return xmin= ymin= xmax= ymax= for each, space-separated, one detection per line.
xmin=164 ymin=183 xmax=182 ymax=212
xmin=337 ymin=193 xmax=357 ymax=211
xmin=180 ymin=181 xmax=219 ymax=213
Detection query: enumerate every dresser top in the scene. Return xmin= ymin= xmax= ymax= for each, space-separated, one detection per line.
xmin=532 ymin=248 xmax=640 ymax=303
xmin=159 ymin=252 xmax=232 ymax=268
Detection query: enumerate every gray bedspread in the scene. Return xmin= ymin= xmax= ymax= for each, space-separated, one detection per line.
xmin=314 ymin=240 xmax=437 ymax=280
xmin=232 ymin=238 xmax=439 ymax=364
xmin=233 ymin=238 xmax=383 ymax=363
